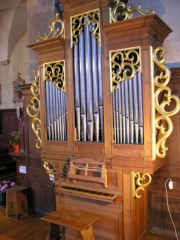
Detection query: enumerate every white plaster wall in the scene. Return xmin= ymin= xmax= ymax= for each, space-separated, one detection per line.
xmin=130 ymin=0 xmax=180 ymax=67
xmin=0 ymin=32 xmax=28 ymax=109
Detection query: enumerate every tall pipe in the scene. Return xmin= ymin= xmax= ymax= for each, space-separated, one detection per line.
xmin=137 ymin=71 xmax=144 ymax=144
xmin=74 ymin=43 xmax=81 ymax=141
xmin=85 ymin=22 xmax=93 ymax=141
xmin=79 ymin=31 xmax=87 ymax=141
xmin=91 ymin=26 xmax=99 ymax=142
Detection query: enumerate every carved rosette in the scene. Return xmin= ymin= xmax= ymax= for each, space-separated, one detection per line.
xmin=37 ymin=13 xmax=65 ymax=41
xmin=132 ymin=171 xmax=152 ymax=198
xmin=109 ymin=0 xmax=155 ymax=23
xmin=26 ymin=69 xmax=42 ymax=149
xmin=110 ymin=47 xmax=141 ymax=91
xmin=44 ymin=60 xmax=65 ymax=92
xmin=71 ymin=9 xmax=100 ymax=46
xmin=153 ymin=47 xmax=180 ymax=158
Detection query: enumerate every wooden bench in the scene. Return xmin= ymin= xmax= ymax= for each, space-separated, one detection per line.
xmin=41 ymin=209 xmax=99 ymax=240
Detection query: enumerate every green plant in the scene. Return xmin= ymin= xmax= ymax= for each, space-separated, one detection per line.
xmin=10 ymin=131 xmax=20 ymax=145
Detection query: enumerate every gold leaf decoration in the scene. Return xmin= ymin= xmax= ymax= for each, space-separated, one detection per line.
xmin=37 ymin=13 xmax=65 ymax=41
xmin=71 ymin=9 xmax=100 ymax=46
xmin=110 ymin=0 xmax=155 ymax=23
xmin=132 ymin=172 xmax=152 ymax=198
xmin=43 ymin=162 xmax=55 ymax=181
xmin=26 ymin=69 xmax=42 ymax=149
xmin=153 ymin=47 xmax=180 ymax=158
xmin=110 ymin=47 xmax=141 ymax=91
xmin=44 ymin=60 xmax=65 ymax=92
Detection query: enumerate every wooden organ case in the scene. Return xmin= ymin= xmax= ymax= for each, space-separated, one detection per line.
xmin=26 ymin=1 xmax=180 ymax=240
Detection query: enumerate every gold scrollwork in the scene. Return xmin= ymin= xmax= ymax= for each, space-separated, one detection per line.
xmin=44 ymin=60 xmax=65 ymax=92
xmin=26 ymin=69 xmax=42 ymax=149
xmin=153 ymin=47 xmax=180 ymax=158
xmin=43 ymin=162 xmax=55 ymax=181
xmin=132 ymin=171 xmax=152 ymax=198
xmin=37 ymin=13 xmax=65 ymax=42
xmin=32 ymin=118 xmax=41 ymax=149
xmin=110 ymin=47 xmax=141 ymax=91
xmin=71 ymin=9 xmax=100 ymax=46
xmin=110 ymin=0 xmax=155 ymax=23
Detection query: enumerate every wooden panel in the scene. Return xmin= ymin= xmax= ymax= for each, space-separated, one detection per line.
xmin=30 ymin=180 xmax=55 ymax=214
xmin=74 ymin=142 xmax=105 ymax=158
xmin=57 ymin=193 xmax=123 ymax=240
xmin=27 ymin=38 xmax=65 ymax=65
xmin=10 ymin=153 xmax=28 ymax=187
xmin=0 ymin=109 xmax=19 ymax=144
xmin=148 ymin=68 xmax=180 ymax=239
xmin=123 ymin=171 xmax=148 ymax=240
xmin=149 ymin=192 xmax=180 ymax=238
xmin=20 ymin=84 xmax=56 ymax=214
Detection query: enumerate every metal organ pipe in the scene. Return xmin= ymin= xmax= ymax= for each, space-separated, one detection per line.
xmin=45 ymin=79 xmax=67 ymax=141
xmin=73 ymin=21 xmax=104 ymax=142
xmin=79 ymin=31 xmax=87 ymax=141
xmin=98 ymin=44 xmax=104 ymax=142
xmin=128 ymin=79 xmax=134 ymax=144
xmin=85 ymin=23 xmax=93 ymax=142
xmin=121 ymin=81 xmax=126 ymax=144
xmin=74 ymin=43 xmax=81 ymax=141
xmin=46 ymin=81 xmax=51 ymax=140
xmin=137 ymin=71 xmax=144 ymax=144
xmin=133 ymin=73 xmax=139 ymax=144
xmin=113 ymin=72 xmax=144 ymax=145
xmin=91 ymin=24 xmax=99 ymax=142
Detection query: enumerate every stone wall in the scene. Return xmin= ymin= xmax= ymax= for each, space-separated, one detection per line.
xmin=0 ymin=32 xmax=28 ymax=109
xmin=27 ymin=0 xmax=55 ymax=82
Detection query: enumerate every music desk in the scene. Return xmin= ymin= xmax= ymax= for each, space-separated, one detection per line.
xmin=41 ymin=209 xmax=99 ymax=240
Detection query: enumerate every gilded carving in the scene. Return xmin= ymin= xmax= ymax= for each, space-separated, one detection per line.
xmin=44 ymin=60 xmax=65 ymax=92
xmin=153 ymin=47 xmax=180 ymax=158
xmin=43 ymin=162 xmax=55 ymax=181
xmin=71 ymin=9 xmax=100 ymax=46
xmin=26 ymin=69 xmax=42 ymax=149
xmin=110 ymin=47 xmax=141 ymax=91
xmin=37 ymin=13 xmax=65 ymax=41
xmin=132 ymin=171 xmax=152 ymax=198
xmin=109 ymin=0 xmax=155 ymax=23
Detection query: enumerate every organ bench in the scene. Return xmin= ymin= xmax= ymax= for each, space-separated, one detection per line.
xmin=41 ymin=209 xmax=99 ymax=240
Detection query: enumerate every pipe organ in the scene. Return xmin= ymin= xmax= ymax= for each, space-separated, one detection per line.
xmin=27 ymin=1 xmax=180 ymax=239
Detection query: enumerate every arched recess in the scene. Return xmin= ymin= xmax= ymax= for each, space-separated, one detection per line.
xmin=8 ymin=0 xmax=27 ymax=61
xmin=0 ymin=0 xmax=27 ymax=64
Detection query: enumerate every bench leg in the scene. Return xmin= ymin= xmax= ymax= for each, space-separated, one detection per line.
xmin=46 ymin=223 xmax=61 ymax=240
xmin=80 ymin=225 xmax=95 ymax=240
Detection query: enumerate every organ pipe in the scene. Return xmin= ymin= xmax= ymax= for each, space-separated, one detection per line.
xmin=72 ymin=9 xmax=104 ymax=142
